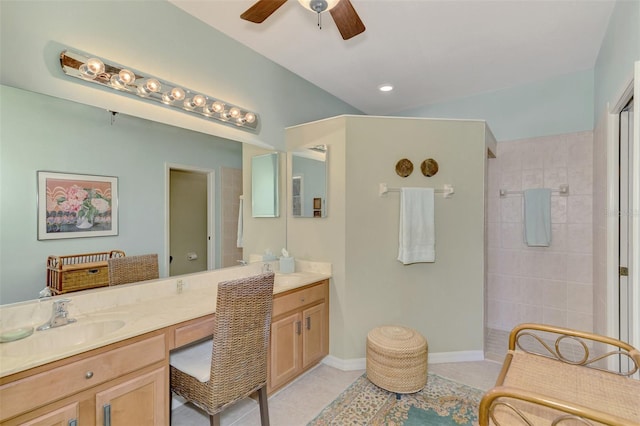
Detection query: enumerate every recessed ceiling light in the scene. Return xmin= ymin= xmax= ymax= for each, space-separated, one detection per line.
xmin=378 ymin=84 xmax=394 ymax=92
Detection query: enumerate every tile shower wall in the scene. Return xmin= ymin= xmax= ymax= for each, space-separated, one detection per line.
xmin=486 ymin=131 xmax=594 ymax=358
xmin=221 ymin=167 xmax=243 ymax=268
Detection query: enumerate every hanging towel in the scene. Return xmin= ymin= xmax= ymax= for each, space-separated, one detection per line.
xmin=236 ymin=196 xmax=244 ymax=248
xmin=524 ymin=188 xmax=551 ymax=247
xmin=398 ymin=187 xmax=435 ymax=264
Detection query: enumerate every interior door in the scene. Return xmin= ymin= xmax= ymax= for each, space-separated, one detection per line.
xmin=169 ymin=168 xmax=209 ymax=276
xmin=619 ymin=98 xmax=633 ymax=349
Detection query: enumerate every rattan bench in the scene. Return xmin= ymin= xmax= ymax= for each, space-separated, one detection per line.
xmin=479 ymin=323 xmax=640 ymax=426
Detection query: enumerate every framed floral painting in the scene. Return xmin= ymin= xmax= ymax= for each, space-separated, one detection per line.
xmin=37 ymin=171 xmax=118 ymax=240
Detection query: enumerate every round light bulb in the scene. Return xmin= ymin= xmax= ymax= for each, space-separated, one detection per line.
xmin=193 ymin=95 xmax=206 ymax=107
xmin=138 ymin=78 xmax=161 ymax=96
xmin=220 ymin=111 xmax=231 ymax=121
xmin=212 ymin=101 xmax=224 ymax=113
xmin=229 ymin=107 xmax=241 ymax=118
xmin=86 ymin=58 xmax=105 ymax=74
xmin=79 ymin=58 xmax=105 ymax=79
xmin=235 ymin=117 xmax=246 ymax=126
xmin=184 ymin=94 xmax=206 ymax=109
xmin=244 ymin=112 xmax=256 ymax=124
xmin=110 ymin=69 xmax=136 ymax=88
xmin=146 ymin=79 xmax=161 ymax=92
xmin=119 ymin=69 xmax=135 ymax=84
xmin=171 ymin=87 xmax=185 ymax=101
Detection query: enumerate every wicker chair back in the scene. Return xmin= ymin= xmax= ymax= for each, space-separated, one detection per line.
xmin=107 ymin=254 xmax=159 ymax=286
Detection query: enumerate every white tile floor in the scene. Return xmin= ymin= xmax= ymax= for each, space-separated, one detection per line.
xmin=171 ymin=360 xmax=503 ymax=426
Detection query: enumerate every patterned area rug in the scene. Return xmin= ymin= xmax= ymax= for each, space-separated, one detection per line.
xmin=307 ymin=373 xmax=484 ymax=426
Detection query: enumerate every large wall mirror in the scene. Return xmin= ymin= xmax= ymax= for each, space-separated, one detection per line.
xmin=252 ymin=152 xmax=280 ymax=217
xmin=291 ymin=144 xmax=328 ymax=218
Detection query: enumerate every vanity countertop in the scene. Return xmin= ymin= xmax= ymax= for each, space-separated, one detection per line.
xmin=0 ymin=264 xmax=330 ymax=378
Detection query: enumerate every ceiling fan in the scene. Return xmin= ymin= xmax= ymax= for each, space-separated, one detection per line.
xmin=241 ymin=0 xmax=366 ymax=40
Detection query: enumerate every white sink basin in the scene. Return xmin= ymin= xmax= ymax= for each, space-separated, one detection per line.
xmin=274 ymin=273 xmax=307 ymax=287
xmin=1 ymin=319 xmax=125 ymax=357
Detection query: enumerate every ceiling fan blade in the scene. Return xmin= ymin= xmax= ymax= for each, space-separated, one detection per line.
xmin=330 ymin=0 xmax=365 ymax=40
xmin=241 ymin=0 xmax=288 ymax=23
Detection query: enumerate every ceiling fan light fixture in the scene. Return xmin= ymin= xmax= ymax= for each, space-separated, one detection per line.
xmin=298 ymin=0 xmax=340 ymax=13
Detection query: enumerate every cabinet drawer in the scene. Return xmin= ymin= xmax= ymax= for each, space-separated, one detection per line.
xmin=273 ymin=281 xmax=327 ymax=318
xmin=0 ymin=334 xmax=165 ymax=422
xmin=174 ymin=315 xmax=215 ymax=348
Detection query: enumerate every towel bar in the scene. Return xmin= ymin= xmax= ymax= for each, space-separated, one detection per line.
xmin=499 ymin=184 xmax=569 ymax=197
xmin=379 ymin=183 xmax=454 ymax=198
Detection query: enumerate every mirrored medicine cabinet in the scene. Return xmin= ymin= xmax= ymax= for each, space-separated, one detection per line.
xmin=291 ymin=144 xmax=328 ymax=218
xmin=251 ymin=152 xmax=280 ymax=217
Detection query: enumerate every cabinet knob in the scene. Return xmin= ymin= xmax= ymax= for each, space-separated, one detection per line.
xmin=300 ymin=297 xmax=305 ymax=302
xmin=85 ymin=371 xmax=94 ymax=379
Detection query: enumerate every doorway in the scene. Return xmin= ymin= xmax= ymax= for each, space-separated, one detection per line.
xmin=608 ymin=61 xmax=640 ymax=355
xmin=166 ymin=165 xmax=215 ymax=276
xmin=619 ymin=98 xmax=633 ymax=347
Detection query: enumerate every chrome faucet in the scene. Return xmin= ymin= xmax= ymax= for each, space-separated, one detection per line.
xmin=37 ymin=299 xmax=76 ymax=331
xmin=237 ymin=259 xmax=248 ymax=266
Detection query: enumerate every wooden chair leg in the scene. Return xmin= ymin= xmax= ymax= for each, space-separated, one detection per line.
xmin=258 ymin=385 xmax=270 ymax=426
xmin=210 ymin=413 xmax=220 ymax=426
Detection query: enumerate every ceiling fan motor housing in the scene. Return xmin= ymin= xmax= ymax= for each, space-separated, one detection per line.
xmin=309 ymin=0 xmax=328 ymax=13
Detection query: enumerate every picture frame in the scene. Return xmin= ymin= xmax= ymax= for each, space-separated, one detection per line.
xmin=37 ymin=171 xmax=118 ymax=240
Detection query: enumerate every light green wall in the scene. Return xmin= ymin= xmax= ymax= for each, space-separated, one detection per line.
xmin=0 ymin=0 xmax=361 ymax=304
xmin=0 ymin=0 xmax=361 ymax=151
xmin=286 ymin=116 xmax=493 ymax=358
xmin=0 ymin=86 xmax=243 ymax=304
xmin=594 ymin=0 xmax=640 ymax=118
xmin=395 ymin=69 xmax=594 ymax=142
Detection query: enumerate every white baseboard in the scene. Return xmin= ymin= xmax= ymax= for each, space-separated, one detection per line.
xmin=322 ymin=355 xmax=367 ymax=370
xmin=322 ymin=350 xmax=484 ymax=371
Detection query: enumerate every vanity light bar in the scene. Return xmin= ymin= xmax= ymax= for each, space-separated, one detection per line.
xmin=59 ymin=49 xmax=259 ymax=132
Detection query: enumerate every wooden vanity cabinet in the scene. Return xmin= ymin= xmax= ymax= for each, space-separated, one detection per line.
xmin=268 ymin=280 xmax=329 ymax=393
xmin=0 ymin=280 xmax=330 ymax=423
xmin=0 ymin=332 xmax=167 ymax=426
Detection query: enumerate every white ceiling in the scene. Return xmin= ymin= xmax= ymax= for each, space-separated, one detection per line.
xmin=170 ymin=0 xmax=615 ymax=116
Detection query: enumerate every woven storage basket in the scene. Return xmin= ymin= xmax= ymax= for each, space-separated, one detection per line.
xmin=366 ymin=325 xmax=428 ymax=394
xmin=47 ymin=250 xmax=125 ymax=294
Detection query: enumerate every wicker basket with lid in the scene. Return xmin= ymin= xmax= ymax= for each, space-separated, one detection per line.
xmin=366 ymin=325 xmax=428 ymax=394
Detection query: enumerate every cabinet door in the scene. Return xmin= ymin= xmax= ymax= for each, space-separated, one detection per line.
xmin=269 ymin=312 xmax=301 ymax=389
xmin=95 ymin=367 xmax=166 ymax=426
xmin=302 ymin=303 xmax=326 ymax=369
xmin=15 ymin=403 xmax=79 ymax=426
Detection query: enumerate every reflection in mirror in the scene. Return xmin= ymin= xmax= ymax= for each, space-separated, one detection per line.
xmin=252 ymin=152 xmax=280 ymax=217
xmin=291 ymin=144 xmax=328 ymax=218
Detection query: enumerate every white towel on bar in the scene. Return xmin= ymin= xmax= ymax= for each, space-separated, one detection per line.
xmin=236 ymin=196 xmax=244 ymax=248
xmin=524 ymin=188 xmax=551 ymax=247
xmin=398 ymin=187 xmax=435 ymax=264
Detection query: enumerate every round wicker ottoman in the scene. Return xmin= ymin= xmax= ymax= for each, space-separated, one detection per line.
xmin=366 ymin=325 xmax=428 ymax=395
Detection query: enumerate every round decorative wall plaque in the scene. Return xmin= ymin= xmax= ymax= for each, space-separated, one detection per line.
xmin=395 ymin=158 xmax=413 ymax=177
xmin=421 ymin=158 xmax=439 ymax=177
